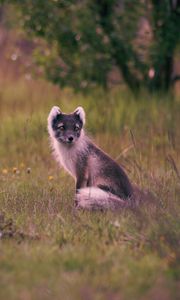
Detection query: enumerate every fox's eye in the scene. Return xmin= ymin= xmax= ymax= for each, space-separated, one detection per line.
xmin=57 ymin=124 xmax=65 ymax=131
xmin=74 ymin=125 xmax=80 ymax=131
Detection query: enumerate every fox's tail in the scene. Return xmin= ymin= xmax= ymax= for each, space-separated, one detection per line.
xmin=76 ymin=187 xmax=133 ymax=210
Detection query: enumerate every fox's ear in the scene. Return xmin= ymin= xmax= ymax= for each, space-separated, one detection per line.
xmin=74 ymin=106 xmax=86 ymax=125
xmin=48 ymin=106 xmax=62 ymax=122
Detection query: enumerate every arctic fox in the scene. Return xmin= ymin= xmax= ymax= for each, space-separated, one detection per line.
xmin=47 ymin=106 xmax=135 ymax=210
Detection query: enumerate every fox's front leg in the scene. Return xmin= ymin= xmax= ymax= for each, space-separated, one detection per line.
xmin=76 ymin=178 xmax=87 ymax=191
xmin=47 ymin=106 xmax=61 ymax=137
xmin=75 ymin=169 xmax=89 ymax=206
xmin=75 ymin=162 xmax=90 ymax=191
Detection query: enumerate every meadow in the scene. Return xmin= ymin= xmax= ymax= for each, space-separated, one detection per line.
xmin=0 ymin=75 xmax=180 ymax=300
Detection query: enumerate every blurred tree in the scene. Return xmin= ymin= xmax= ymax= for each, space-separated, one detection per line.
xmin=3 ymin=0 xmax=180 ymax=93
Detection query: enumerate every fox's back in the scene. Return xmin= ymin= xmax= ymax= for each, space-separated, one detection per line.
xmin=86 ymin=142 xmax=133 ymax=199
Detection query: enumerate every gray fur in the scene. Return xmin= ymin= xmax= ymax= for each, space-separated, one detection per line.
xmin=48 ymin=106 xmax=135 ymax=210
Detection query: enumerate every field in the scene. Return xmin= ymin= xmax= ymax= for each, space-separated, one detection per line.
xmin=0 ymin=76 xmax=180 ymax=300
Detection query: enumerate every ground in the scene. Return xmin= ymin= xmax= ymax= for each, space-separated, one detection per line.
xmin=0 ymin=76 xmax=179 ymax=300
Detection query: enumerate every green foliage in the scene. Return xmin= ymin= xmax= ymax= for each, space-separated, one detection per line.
xmin=3 ymin=0 xmax=180 ymax=93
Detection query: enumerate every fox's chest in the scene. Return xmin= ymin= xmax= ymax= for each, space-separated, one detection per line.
xmin=60 ymin=149 xmax=77 ymax=177
xmin=54 ymin=142 xmax=78 ymax=178
xmin=53 ymin=139 xmax=90 ymax=179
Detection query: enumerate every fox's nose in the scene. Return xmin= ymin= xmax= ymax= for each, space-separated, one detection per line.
xmin=68 ymin=136 xmax=74 ymax=143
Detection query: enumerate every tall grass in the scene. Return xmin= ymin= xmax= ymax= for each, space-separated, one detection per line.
xmin=0 ymin=76 xmax=180 ymax=300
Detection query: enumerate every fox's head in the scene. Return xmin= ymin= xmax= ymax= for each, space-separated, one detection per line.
xmin=48 ymin=106 xmax=85 ymax=145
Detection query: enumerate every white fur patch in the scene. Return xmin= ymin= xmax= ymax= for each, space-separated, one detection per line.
xmin=76 ymin=187 xmax=127 ymax=210
xmin=74 ymin=106 xmax=86 ymax=125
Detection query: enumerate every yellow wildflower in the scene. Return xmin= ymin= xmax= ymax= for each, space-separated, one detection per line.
xmin=2 ymin=169 xmax=8 ymax=175
xmin=13 ymin=167 xmax=18 ymax=173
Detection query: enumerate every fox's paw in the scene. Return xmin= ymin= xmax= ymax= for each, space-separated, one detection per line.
xmin=75 ymin=197 xmax=93 ymax=210
xmin=48 ymin=106 xmax=61 ymax=124
xmin=75 ymin=192 xmax=101 ymax=211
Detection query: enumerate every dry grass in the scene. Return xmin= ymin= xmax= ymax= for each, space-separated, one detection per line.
xmin=0 ymin=75 xmax=180 ymax=300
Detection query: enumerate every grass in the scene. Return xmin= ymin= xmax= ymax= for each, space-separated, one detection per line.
xmin=0 ymin=75 xmax=180 ymax=300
